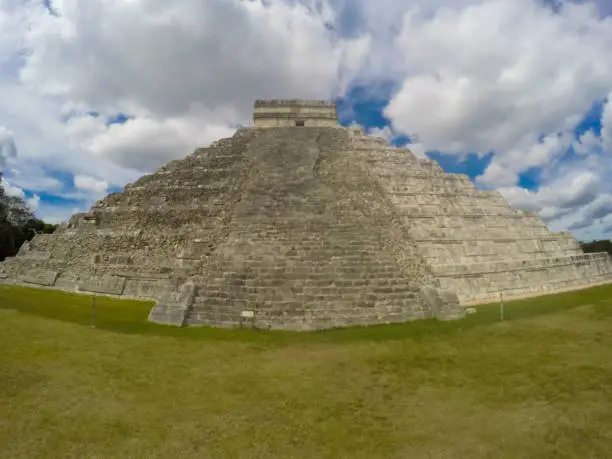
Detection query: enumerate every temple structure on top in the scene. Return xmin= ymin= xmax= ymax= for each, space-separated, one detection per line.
xmin=253 ymin=99 xmax=339 ymax=128
xmin=1 ymin=99 xmax=611 ymax=331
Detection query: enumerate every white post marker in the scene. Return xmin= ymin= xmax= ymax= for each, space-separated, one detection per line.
xmin=92 ymin=296 xmax=97 ymax=328
xmin=240 ymin=310 xmax=255 ymax=329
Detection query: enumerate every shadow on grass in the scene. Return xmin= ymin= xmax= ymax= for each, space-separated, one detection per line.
xmin=1 ymin=283 xmax=611 ymax=345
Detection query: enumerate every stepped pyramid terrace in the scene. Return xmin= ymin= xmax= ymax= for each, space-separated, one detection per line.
xmin=1 ymin=99 xmax=612 ymax=331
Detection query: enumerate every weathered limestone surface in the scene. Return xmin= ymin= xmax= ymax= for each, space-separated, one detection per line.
xmin=1 ymin=99 xmax=611 ymax=329
xmin=253 ymin=99 xmax=338 ymax=128
xmin=149 ymin=283 xmax=197 ymax=327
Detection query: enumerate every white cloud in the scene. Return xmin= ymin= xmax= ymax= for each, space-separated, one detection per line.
xmin=573 ymin=129 xmax=602 ymax=156
xmin=73 ymin=174 xmax=108 ymax=194
xmin=65 ymin=111 xmax=237 ymax=172
xmin=0 ymin=177 xmax=25 ymax=198
xmin=477 ymin=131 xmax=574 ymax=187
xmin=583 ymin=193 xmax=612 ymax=221
xmin=26 ymin=193 xmax=40 ymax=211
xmin=0 ymin=125 xmax=16 ymax=168
xmin=19 ymin=0 xmax=370 ymax=117
xmin=406 ymin=143 xmax=428 ymax=159
xmin=35 ymin=203 xmax=84 ymax=225
xmin=499 ymin=155 xmax=612 ymax=239
xmin=368 ymin=126 xmax=394 ymax=143
xmin=500 ymin=170 xmax=601 ymax=213
xmin=366 ymin=126 xmax=430 ymax=158
xmin=386 ymin=0 xmax=612 ymax=157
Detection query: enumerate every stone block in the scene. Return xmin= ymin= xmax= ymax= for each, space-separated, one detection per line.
xmin=149 ymin=283 xmax=197 ymax=327
xmin=78 ymin=275 xmax=126 ymax=295
xmin=123 ymin=277 xmax=175 ymax=299
xmin=19 ymin=269 xmax=59 ymax=287
xmin=419 ymin=285 xmax=466 ymax=321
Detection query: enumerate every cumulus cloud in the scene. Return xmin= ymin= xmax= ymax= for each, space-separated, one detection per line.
xmin=73 ymin=174 xmax=108 ymax=194
xmin=26 ymin=193 xmax=40 ymax=212
xmin=573 ymin=129 xmax=602 ymax=156
xmin=368 ymin=126 xmax=395 ymax=143
xmin=477 ymin=132 xmax=575 ymax=187
xmin=20 ymin=0 xmax=369 ymax=117
xmin=65 ymin=111 xmax=238 ymax=172
xmin=35 ymin=203 xmax=84 ymax=225
xmin=500 ymin=153 xmax=612 ymax=239
xmin=583 ymin=194 xmax=612 ymax=221
xmin=386 ymin=1 xmax=612 ymax=155
xmin=500 ymin=170 xmax=601 ymax=215
xmin=0 ymin=125 xmax=16 ymax=168
xmin=0 ymin=177 xmax=25 ymax=198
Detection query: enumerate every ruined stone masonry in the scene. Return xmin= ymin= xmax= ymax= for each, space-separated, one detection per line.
xmin=2 ymin=99 xmax=611 ymax=330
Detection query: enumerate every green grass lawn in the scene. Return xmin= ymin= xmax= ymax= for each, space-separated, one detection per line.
xmin=1 ymin=284 xmax=612 ymax=458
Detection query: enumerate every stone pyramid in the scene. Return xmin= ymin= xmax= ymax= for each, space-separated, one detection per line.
xmin=2 ymin=99 xmax=611 ymax=330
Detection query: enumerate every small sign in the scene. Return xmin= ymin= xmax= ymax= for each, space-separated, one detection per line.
xmin=240 ymin=310 xmax=255 ymax=319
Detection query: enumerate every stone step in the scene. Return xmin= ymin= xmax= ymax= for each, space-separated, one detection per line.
xmin=385 ymin=189 xmax=506 ymax=200
xmin=397 ymin=206 xmax=522 ymax=218
xmin=450 ymin=269 xmax=612 ymax=304
xmin=132 ymin=167 xmax=239 ymax=188
xmin=412 ymin=232 xmax=558 ymax=242
xmin=413 ymin=238 xmax=580 ymax=254
xmin=189 ymin=299 xmax=427 ymax=329
xmin=432 ymin=252 xmax=612 ymax=277
xmin=358 ymin=151 xmax=417 ymax=164
xmin=433 ymin=253 xmax=612 ymax=304
xmin=423 ymin=250 xmax=582 ymax=265
xmin=148 ymin=283 xmax=197 ymax=327
xmin=373 ymin=170 xmax=472 ymax=181
xmin=93 ymin=203 xmax=229 ymax=226
xmin=390 ymin=197 xmax=512 ymax=210
xmin=121 ymin=180 xmax=231 ymax=194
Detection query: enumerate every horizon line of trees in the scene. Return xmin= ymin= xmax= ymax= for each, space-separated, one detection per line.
xmin=580 ymin=239 xmax=612 ymax=256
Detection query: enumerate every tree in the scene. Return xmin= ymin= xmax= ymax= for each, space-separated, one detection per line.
xmin=0 ymin=172 xmax=56 ymax=261
xmin=0 ymin=171 xmax=34 ymax=227
xmin=0 ymin=172 xmax=15 ymax=259
xmin=580 ymin=239 xmax=612 ymax=256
